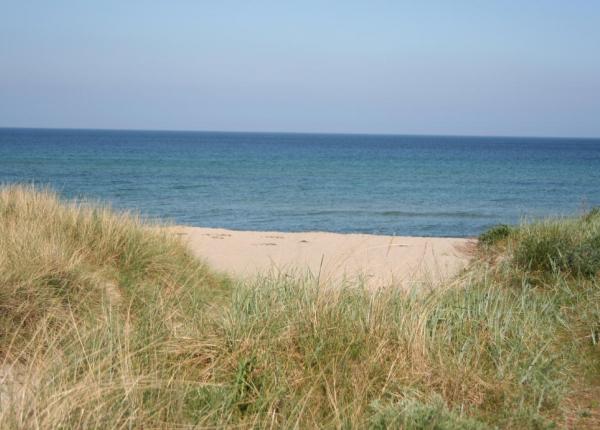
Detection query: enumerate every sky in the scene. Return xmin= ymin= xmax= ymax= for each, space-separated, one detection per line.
xmin=1 ymin=1 xmax=599 ymax=137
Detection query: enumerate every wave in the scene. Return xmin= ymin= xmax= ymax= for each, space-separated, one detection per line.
xmin=380 ymin=210 xmax=495 ymax=219
xmin=283 ymin=209 xmax=495 ymax=219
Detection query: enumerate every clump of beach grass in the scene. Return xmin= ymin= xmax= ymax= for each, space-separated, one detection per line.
xmin=1 ymin=185 xmax=599 ymax=428
xmin=512 ymin=209 xmax=600 ymax=278
xmin=478 ymin=223 xmax=513 ymax=246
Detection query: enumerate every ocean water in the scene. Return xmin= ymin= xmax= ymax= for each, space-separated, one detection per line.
xmin=1 ymin=128 xmax=599 ymax=237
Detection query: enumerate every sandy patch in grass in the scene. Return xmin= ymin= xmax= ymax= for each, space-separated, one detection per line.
xmin=173 ymin=226 xmax=474 ymax=288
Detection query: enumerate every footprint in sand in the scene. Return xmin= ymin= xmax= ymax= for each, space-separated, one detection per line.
xmin=207 ymin=233 xmax=232 ymax=239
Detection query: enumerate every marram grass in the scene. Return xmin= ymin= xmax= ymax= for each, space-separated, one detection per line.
xmin=0 ymin=185 xmax=599 ymax=428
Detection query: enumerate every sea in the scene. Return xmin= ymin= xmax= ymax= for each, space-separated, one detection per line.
xmin=1 ymin=128 xmax=599 ymax=237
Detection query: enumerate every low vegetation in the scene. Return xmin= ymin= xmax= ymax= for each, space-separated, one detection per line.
xmin=478 ymin=223 xmax=512 ymax=246
xmin=1 ymin=186 xmax=599 ymax=428
xmin=514 ymin=214 xmax=600 ymax=278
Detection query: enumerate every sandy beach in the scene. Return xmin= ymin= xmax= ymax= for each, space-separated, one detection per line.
xmin=173 ymin=226 xmax=474 ymax=288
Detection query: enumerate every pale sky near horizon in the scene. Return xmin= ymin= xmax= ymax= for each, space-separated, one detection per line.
xmin=1 ymin=1 xmax=599 ymax=137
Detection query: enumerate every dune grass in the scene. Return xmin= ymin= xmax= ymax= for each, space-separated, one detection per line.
xmin=0 ymin=186 xmax=599 ymax=428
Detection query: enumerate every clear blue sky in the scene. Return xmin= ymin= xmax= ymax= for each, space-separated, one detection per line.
xmin=1 ymin=1 xmax=599 ymax=137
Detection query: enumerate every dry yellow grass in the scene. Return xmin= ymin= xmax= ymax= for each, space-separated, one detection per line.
xmin=0 ymin=185 xmax=599 ymax=428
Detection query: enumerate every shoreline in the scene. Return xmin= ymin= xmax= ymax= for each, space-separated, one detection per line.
xmin=172 ymin=226 xmax=475 ymax=288
xmin=172 ymin=224 xmax=476 ymax=240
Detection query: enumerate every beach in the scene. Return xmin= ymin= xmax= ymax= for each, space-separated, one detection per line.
xmin=173 ymin=226 xmax=474 ymax=287
xmin=4 ymin=1 xmax=600 ymax=425
xmin=3 ymin=179 xmax=599 ymax=428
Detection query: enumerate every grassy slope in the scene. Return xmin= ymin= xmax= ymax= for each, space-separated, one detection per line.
xmin=0 ymin=186 xmax=599 ymax=429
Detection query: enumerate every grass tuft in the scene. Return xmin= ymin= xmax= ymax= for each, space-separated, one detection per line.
xmin=512 ymin=210 xmax=600 ymax=278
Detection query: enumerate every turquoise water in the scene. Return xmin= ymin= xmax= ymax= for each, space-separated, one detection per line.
xmin=1 ymin=128 xmax=599 ymax=237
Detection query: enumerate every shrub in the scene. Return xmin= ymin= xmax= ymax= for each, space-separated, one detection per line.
xmin=478 ymin=224 xmax=512 ymax=246
xmin=513 ymin=216 xmax=600 ymax=277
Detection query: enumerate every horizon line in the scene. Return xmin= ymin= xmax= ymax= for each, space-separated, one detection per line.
xmin=1 ymin=125 xmax=599 ymax=141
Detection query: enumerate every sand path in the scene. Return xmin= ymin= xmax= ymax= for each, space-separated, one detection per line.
xmin=174 ymin=226 xmax=474 ymax=288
